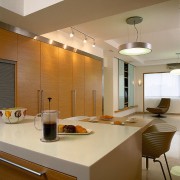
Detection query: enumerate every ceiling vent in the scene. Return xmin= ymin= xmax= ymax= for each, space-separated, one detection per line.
xmin=167 ymin=63 xmax=180 ymax=70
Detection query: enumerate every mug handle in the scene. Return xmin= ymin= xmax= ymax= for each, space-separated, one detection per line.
xmin=34 ymin=113 xmax=42 ymax=130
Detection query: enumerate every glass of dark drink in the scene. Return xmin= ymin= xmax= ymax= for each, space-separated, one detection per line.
xmin=34 ymin=110 xmax=59 ymax=142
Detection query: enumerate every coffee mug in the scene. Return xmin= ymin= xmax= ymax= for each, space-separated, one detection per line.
xmin=34 ymin=110 xmax=59 ymax=142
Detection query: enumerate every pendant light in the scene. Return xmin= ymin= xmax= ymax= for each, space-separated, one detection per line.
xmin=119 ymin=16 xmax=152 ymax=56
xmin=170 ymin=53 xmax=180 ymax=75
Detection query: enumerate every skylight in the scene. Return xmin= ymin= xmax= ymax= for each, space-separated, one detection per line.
xmin=0 ymin=0 xmax=64 ymax=16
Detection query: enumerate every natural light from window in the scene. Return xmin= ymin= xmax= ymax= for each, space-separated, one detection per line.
xmin=144 ymin=73 xmax=180 ymax=98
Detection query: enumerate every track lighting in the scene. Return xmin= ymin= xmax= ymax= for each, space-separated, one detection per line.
xmin=70 ymin=27 xmax=96 ymax=48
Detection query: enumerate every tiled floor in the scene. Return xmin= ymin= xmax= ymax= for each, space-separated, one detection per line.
xmin=131 ymin=114 xmax=180 ymax=180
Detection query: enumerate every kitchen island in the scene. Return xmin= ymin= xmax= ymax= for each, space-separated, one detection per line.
xmin=0 ymin=116 xmax=152 ymax=180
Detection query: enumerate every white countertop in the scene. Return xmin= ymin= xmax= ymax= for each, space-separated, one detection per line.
xmin=0 ymin=115 xmax=143 ymax=180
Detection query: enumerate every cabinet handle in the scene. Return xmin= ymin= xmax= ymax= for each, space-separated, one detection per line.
xmin=92 ymin=90 xmax=96 ymax=116
xmin=41 ymin=90 xmax=44 ymax=112
xmin=71 ymin=90 xmax=76 ymax=117
xmin=0 ymin=157 xmax=46 ymax=176
xmin=37 ymin=90 xmax=41 ymax=113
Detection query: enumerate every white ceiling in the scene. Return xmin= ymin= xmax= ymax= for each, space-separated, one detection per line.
xmin=0 ymin=0 xmax=179 ymax=66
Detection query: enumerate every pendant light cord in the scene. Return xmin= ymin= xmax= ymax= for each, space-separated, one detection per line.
xmin=134 ymin=21 xmax=139 ymax=42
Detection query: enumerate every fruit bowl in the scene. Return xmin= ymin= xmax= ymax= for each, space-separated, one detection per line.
xmin=0 ymin=108 xmax=27 ymax=124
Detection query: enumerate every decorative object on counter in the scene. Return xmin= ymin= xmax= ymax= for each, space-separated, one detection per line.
xmin=119 ymin=16 xmax=152 ymax=56
xmin=100 ymin=115 xmax=113 ymax=120
xmin=0 ymin=108 xmax=27 ymax=124
xmin=111 ymin=121 xmax=125 ymax=125
xmin=34 ymin=110 xmax=59 ymax=142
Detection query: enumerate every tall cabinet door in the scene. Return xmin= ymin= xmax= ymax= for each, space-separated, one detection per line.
xmin=59 ymin=48 xmax=73 ymax=118
xmin=41 ymin=43 xmax=59 ymax=111
xmin=0 ymin=29 xmax=18 ymax=61
xmin=72 ymin=53 xmax=85 ymax=116
xmin=17 ymin=35 xmax=41 ymax=115
xmin=85 ymin=57 xmax=102 ymax=116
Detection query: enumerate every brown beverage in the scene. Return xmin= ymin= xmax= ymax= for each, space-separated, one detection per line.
xmin=43 ymin=123 xmax=57 ymax=140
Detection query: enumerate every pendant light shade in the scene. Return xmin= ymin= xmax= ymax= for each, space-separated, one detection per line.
xmin=119 ymin=42 xmax=152 ymax=55
xmin=169 ymin=53 xmax=180 ymax=75
xmin=119 ymin=16 xmax=152 ymax=56
xmin=170 ymin=69 xmax=180 ymax=75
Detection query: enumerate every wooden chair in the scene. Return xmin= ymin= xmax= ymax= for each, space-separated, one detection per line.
xmin=146 ymin=98 xmax=171 ymax=117
xmin=142 ymin=123 xmax=176 ymax=180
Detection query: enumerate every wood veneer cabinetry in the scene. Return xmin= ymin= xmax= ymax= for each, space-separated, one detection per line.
xmin=41 ymin=43 xmax=59 ymax=111
xmin=0 ymin=29 xmax=18 ymax=61
xmin=72 ymin=53 xmax=85 ymax=116
xmin=85 ymin=57 xmax=102 ymax=116
xmin=59 ymin=49 xmax=85 ymax=118
xmin=0 ymin=151 xmax=76 ymax=180
xmin=17 ymin=35 xmax=41 ymax=115
xmin=59 ymin=48 xmax=73 ymax=118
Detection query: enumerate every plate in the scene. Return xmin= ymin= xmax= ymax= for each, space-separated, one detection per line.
xmin=126 ymin=118 xmax=136 ymax=123
xmin=58 ymin=129 xmax=92 ymax=135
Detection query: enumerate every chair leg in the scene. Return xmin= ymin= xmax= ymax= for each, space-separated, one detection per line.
xmin=146 ymin=157 xmax=149 ymax=170
xmin=164 ymin=153 xmax=172 ymax=180
xmin=153 ymin=158 xmax=167 ymax=180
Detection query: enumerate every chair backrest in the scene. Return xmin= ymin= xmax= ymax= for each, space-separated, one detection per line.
xmin=142 ymin=123 xmax=176 ymax=158
xmin=157 ymin=98 xmax=171 ymax=108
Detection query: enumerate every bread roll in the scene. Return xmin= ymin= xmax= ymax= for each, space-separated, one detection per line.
xmin=76 ymin=125 xmax=87 ymax=133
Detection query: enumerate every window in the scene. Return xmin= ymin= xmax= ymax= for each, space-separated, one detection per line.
xmin=144 ymin=73 xmax=180 ymax=98
xmin=0 ymin=60 xmax=15 ymax=108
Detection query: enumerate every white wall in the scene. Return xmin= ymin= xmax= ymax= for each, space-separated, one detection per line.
xmin=135 ymin=64 xmax=180 ymax=114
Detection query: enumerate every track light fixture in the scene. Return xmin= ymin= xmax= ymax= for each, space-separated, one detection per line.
xmin=70 ymin=27 xmax=96 ymax=47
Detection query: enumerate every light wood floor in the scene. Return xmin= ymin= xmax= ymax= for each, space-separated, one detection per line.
xmin=130 ymin=114 xmax=180 ymax=180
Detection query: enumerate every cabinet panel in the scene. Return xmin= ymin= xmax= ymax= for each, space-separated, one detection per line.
xmin=0 ymin=151 xmax=76 ymax=180
xmin=85 ymin=57 xmax=102 ymax=116
xmin=17 ymin=35 xmax=41 ymax=115
xmin=0 ymin=29 xmax=17 ymax=61
xmin=41 ymin=43 xmax=59 ymax=111
xmin=73 ymin=53 xmax=85 ymax=116
xmin=59 ymin=48 xmax=73 ymax=118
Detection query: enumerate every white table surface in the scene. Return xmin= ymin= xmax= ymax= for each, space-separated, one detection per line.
xmin=0 ymin=115 xmax=143 ymax=180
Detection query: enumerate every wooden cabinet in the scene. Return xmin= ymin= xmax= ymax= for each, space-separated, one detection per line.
xmin=59 ymin=50 xmax=85 ymax=118
xmin=41 ymin=43 xmax=59 ymax=111
xmin=2 ymin=27 xmax=103 ymax=117
xmin=59 ymin=48 xmax=73 ymax=118
xmin=0 ymin=151 xmax=76 ymax=180
xmin=17 ymin=35 xmax=41 ymax=115
xmin=0 ymin=29 xmax=18 ymax=61
xmin=85 ymin=57 xmax=102 ymax=116
xmin=72 ymin=53 xmax=85 ymax=116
